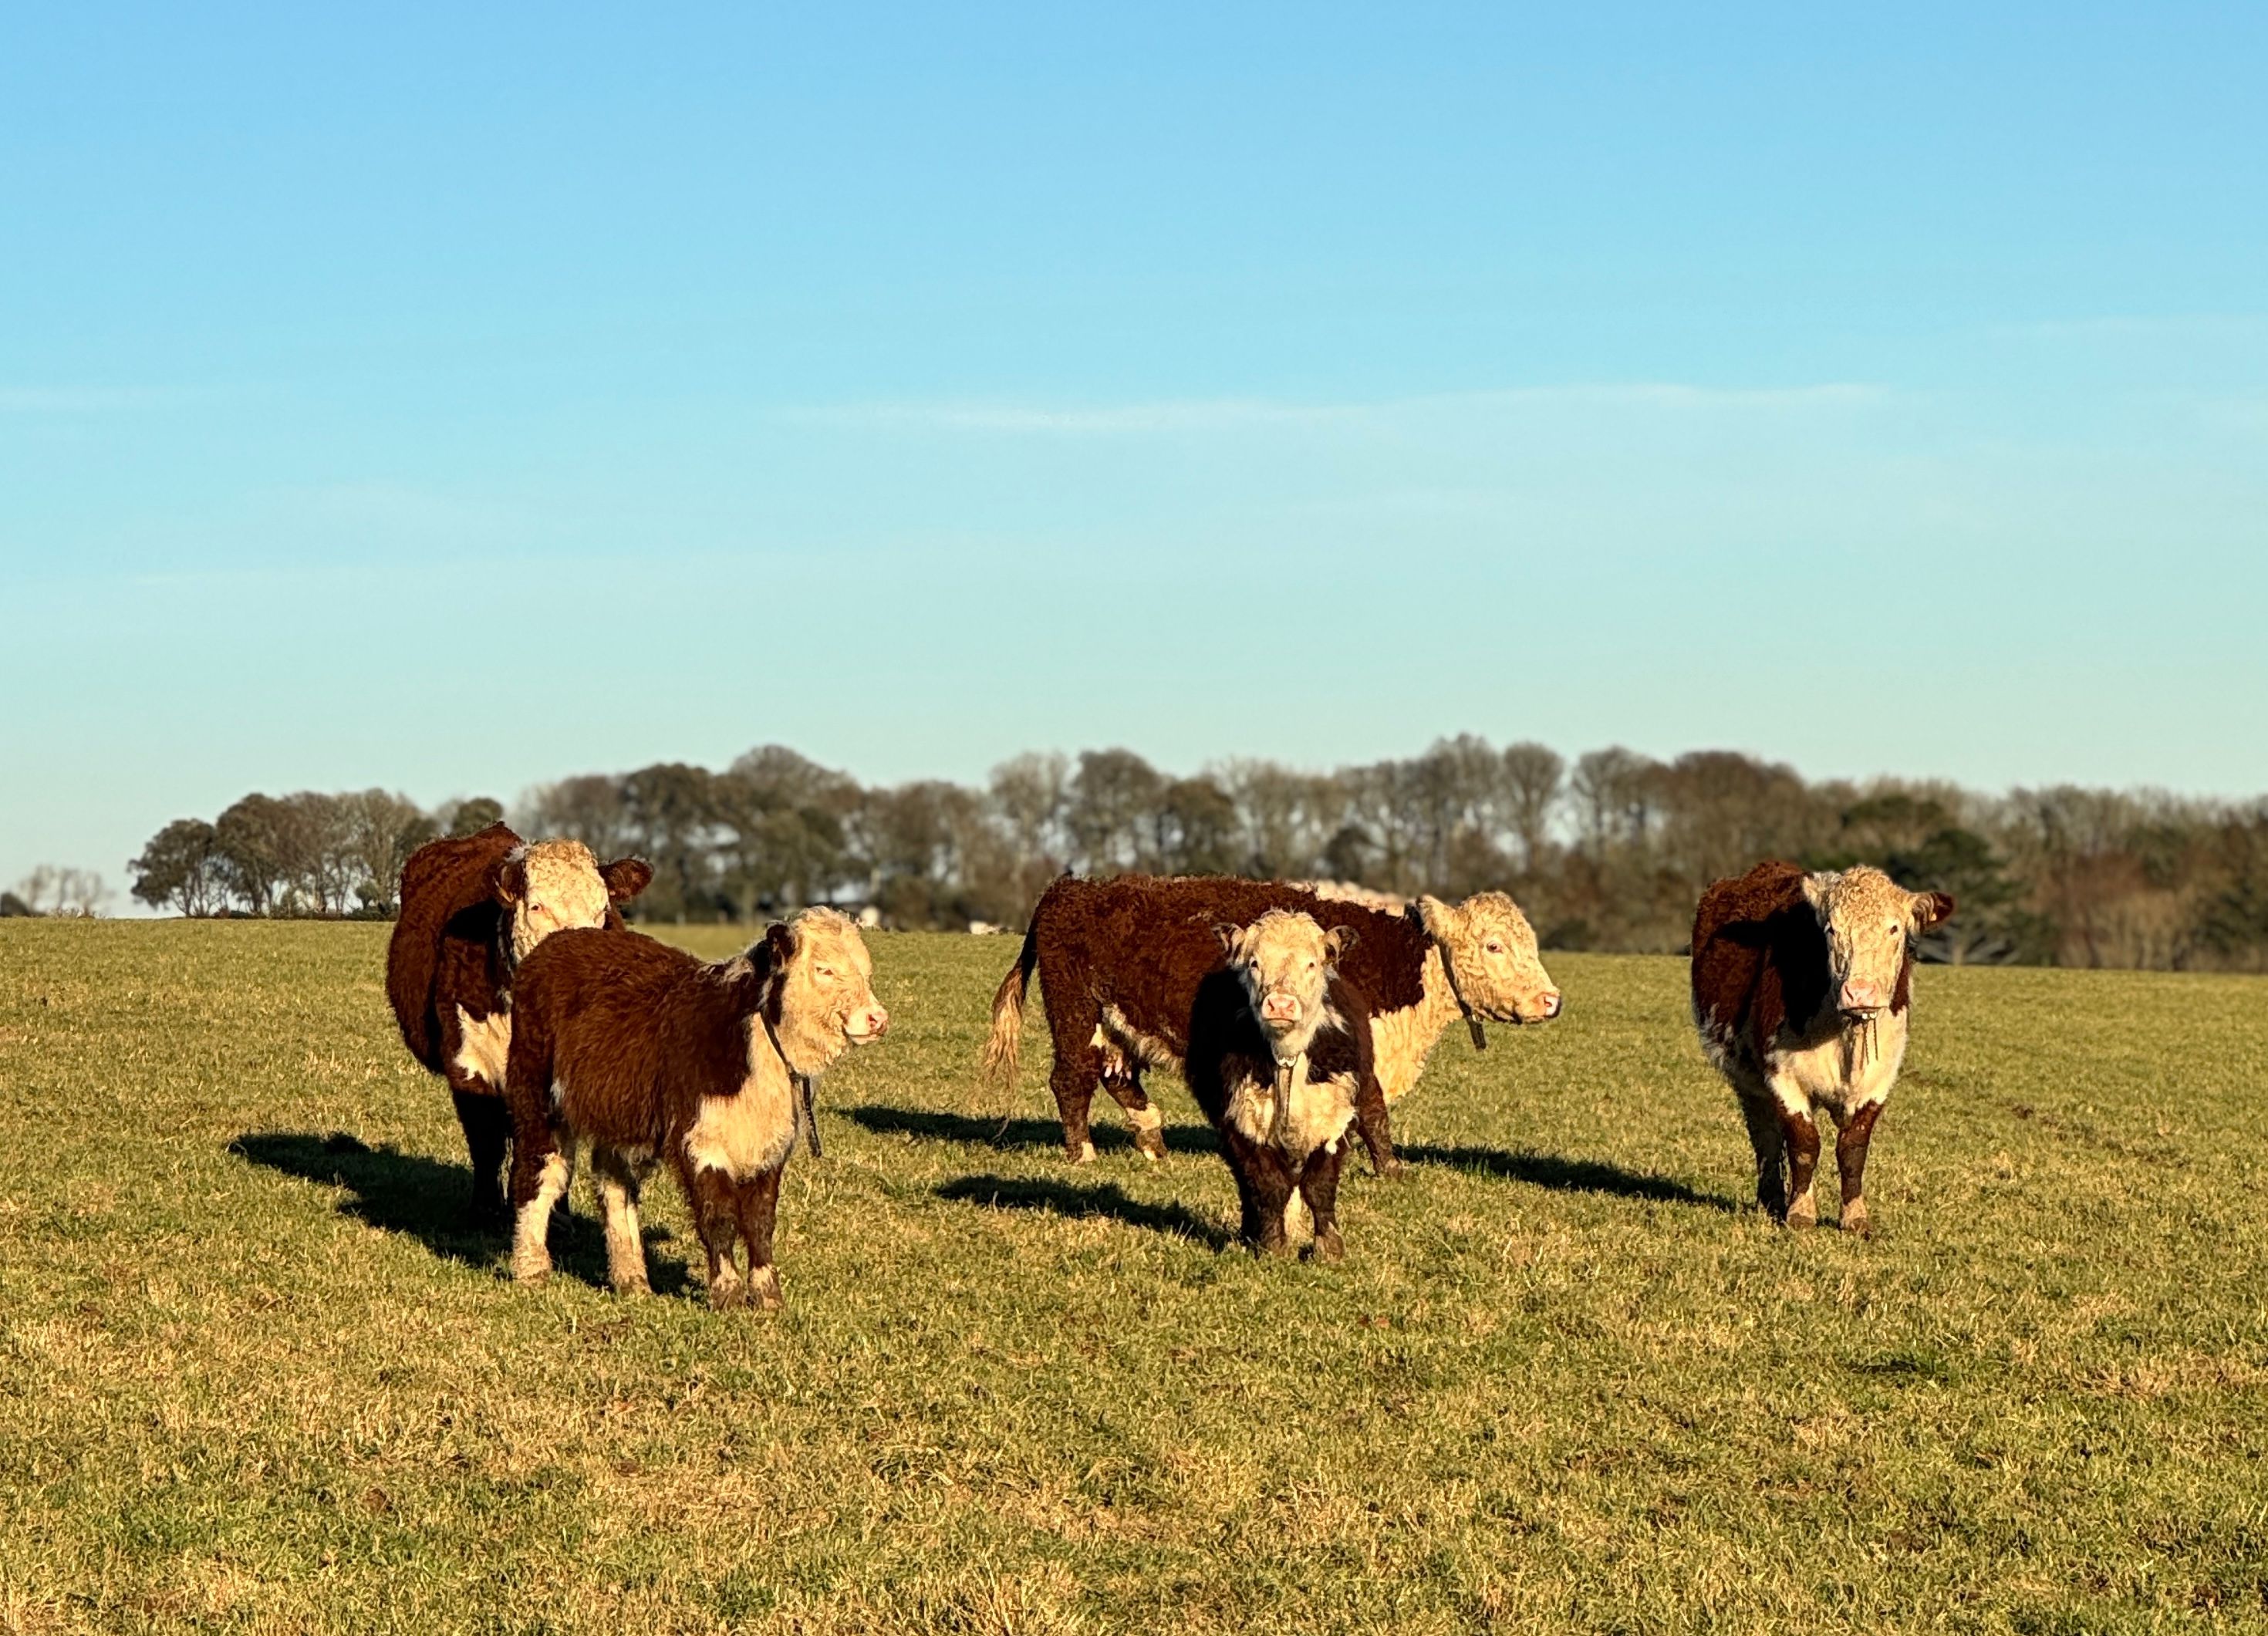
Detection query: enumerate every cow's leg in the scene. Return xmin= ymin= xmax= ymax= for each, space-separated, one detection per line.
xmin=1298 ymin=1138 xmax=1348 ymax=1264
xmin=1048 ymin=1021 xmax=1106 ymax=1165
xmin=509 ymin=1140 xmax=572 ymax=1284
xmin=1220 ymin=1126 xmax=1294 ymax=1256
xmin=1767 ymin=1081 xmax=1822 ymax=1229
xmin=734 ymin=1165 xmax=788 ymax=1312
xmin=450 ymin=1085 xmax=512 ymax=1226
xmin=591 ymin=1145 xmax=651 ymax=1295
xmin=1734 ymin=1081 xmax=1788 ymax=1217
xmin=1350 ymin=1069 xmax=1400 ymax=1179
xmin=1833 ymin=1098 xmax=1886 ymax=1237
xmin=1100 ymin=1063 xmax=1168 ymax=1162
xmin=689 ymin=1166 xmax=746 ymax=1309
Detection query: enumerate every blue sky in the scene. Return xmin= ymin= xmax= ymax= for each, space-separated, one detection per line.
xmin=4 ymin=2 xmax=2264 ymax=898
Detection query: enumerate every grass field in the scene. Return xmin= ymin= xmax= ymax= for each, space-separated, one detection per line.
xmin=2 ymin=920 xmax=2265 ymax=1634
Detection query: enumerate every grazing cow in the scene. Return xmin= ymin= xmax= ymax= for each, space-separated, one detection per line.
xmin=1187 ymin=910 xmax=1372 ymax=1260
xmin=502 ymin=907 xmax=888 ymax=1310
xmin=982 ymin=875 xmax=1561 ymax=1169
xmin=385 ymin=824 xmax=651 ymax=1222
xmin=1691 ymin=862 xmax=1955 ymax=1233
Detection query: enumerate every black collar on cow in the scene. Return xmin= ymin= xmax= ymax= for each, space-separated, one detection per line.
xmin=1424 ymin=921 xmax=1489 ymax=1051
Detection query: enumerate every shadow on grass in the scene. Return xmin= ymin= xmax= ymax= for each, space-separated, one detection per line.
xmin=227 ymin=1132 xmax=690 ymax=1294
xmin=848 ymin=1104 xmax=1220 ymax=1157
xmin=935 ymin=1173 xmax=1233 ymax=1250
xmin=1400 ymin=1144 xmax=1735 ymax=1211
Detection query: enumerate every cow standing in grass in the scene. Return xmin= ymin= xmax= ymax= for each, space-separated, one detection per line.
xmin=503 ymin=907 xmax=888 ymax=1310
xmin=983 ymin=875 xmax=1561 ymax=1170
xmin=385 ymin=824 xmax=651 ymax=1223
xmin=1187 ymin=910 xmax=1372 ymax=1260
xmin=1691 ymin=862 xmax=1955 ymax=1233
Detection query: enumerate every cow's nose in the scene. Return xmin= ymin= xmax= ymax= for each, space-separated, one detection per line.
xmin=1840 ymin=979 xmax=1885 ymax=1013
xmin=1537 ymin=989 xmax=1562 ymax=1020
xmin=1260 ymin=992 xmax=1300 ymax=1021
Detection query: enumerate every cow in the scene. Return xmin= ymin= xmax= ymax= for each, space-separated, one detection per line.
xmin=982 ymin=874 xmax=1561 ymax=1171
xmin=1690 ymin=861 xmax=1955 ymax=1234
xmin=385 ymin=824 xmax=652 ymax=1223
xmin=501 ymin=906 xmax=889 ymax=1311
xmin=1187 ymin=910 xmax=1372 ymax=1260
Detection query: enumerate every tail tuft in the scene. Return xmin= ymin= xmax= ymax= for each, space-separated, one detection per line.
xmin=980 ymin=924 xmax=1040 ymax=1091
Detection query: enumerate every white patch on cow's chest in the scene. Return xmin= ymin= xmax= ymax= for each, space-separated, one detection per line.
xmin=1225 ymin=1051 xmax=1357 ymax=1162
xmin=1769 ymin=1010 xmax=1911 ymax=1115
xmin=682 ymin=1051 xmax=796 ymax=1182
xmin=452 ymin=1005 xmax=511 ymax=1091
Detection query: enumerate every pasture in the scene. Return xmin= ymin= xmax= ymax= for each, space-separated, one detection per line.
xmin=2 ymin=920 xmax=2264 ymax=1634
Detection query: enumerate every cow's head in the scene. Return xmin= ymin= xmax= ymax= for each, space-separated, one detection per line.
xmin=1217 ymin=909 xmax=1351 ymax=1063
xmin=1801 ymin=865 xmax=1956 ymax=1020
xmin=491 ymin=840 xmax=653 ymax=965
xmin=1415 ymin=891 xmax=1562 ymax=1025
xmin=765 ymin=906 xmax=889 ymax=1077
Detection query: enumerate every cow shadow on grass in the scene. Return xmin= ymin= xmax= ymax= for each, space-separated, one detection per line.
xmin=1399 ymin=1143 xmax=1735 ymax=1211
xmin=228 ymin=1132 xmax=692 ymax=1295
xmin=934 ymin=1174 xmax=1233 ymax=1250
xmin=846 ymin=1104 xmax=1222 ymax=1157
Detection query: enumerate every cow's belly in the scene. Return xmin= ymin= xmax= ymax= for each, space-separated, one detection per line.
xmin=1096 ymin=1005 xmax=1181 ymax=1078
xmin=1767 ymin=1016 xmax=1909 ymax=1115
xmin=451 ymin=1004 xmax=511 ymax=1094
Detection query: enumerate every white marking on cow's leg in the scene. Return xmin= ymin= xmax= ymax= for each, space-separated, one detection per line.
xmin=1282 ymin=1188 xmax=1311 ymax=1245
xmin=1077 ymin=1138 xmax=1097 ymax=1164
xmin=1768 ymin=1076 xmax=1821 ymax=1229
xmin=511 ymin=1149 xmax=572 ymax=1284
xmin=1127 ymin=1102 xmax=1165 ymax=1162
xmin=594 ymin=1153 xmax=650 ymax=1295
xmin=748 ymin=1263 xmax=784 ymax=1312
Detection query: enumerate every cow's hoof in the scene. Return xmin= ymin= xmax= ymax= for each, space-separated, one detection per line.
xmin=1135 ymin=1134 xmax=1167 ymax=1163
xmin=1840 ymin=1203 xmax=1872 ymax=1238
xmin=749 ymin=1267 xmax=786 ymax=1313
xmin=1375 ymin=1158 xmax=1407 ymax=1181
xmin=1073 ymin=1140 xmax=1097 ymax=1165
xmin=1252 ymin=1236 xmax=1294 ymax=1260
xmin=1784 ymin=1196 xmax=1817 ymax=1230
xmin=708 ymin=1274 xmax=747 ymax=1310
xmin=610 ymin=1276 xmax=653 ymax=1298
xmin=1306 ymin=1228 xmax=1345 ymax=1265
xmin=510 ymin=1248 xmax=552 ymax=1285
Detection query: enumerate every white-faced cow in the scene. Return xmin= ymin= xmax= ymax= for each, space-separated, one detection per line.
xmin=385 ymin=824 xmax=651 ymax=1222
xmin=502 ymin=907 xmax=888 ymax=1310
xmin=1691 ymin=861 xmax=1955 ymax=1233
xmin=1186 ymin=909 xmax=1373 ymax=1260
xmin=983 ymin=875 xmax=1561 ymax=1170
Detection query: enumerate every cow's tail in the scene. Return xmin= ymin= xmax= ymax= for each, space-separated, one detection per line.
xmin=980 ymin=924 xmax=1041 ymax=1091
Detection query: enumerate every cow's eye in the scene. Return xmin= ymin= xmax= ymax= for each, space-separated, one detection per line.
xmin=815 ymin=964 xmax=834 ymax=978
xmin=1485 ymin=940 xmax=1504 ymax=954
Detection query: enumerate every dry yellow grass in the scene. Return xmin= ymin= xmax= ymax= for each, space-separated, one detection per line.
xmin=1 ymin=920 xmax=2264 ymax=1632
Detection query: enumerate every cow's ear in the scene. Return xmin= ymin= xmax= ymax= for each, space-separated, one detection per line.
xmin=1913 ymin=891 xmax=1956 ymax=930
xmin=1213 ymin=923 xmax=1241 ymax=956
xmin=600 ymin=857 xmax=653 ymax=903
xmin=1413 ymin=896 xmax=1456 ymax=941
xmin=1322 ymin=925 xmax=1355 ymax=963
xmin=763 ymin=919 xmax=798 ymax=970
xmin=489 ymin=852 xmax=527 ymax=907
xmin=1801 ymin=872 xmax=1833 ymax=915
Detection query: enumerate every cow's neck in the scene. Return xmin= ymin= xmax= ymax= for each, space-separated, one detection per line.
xmin=1369 ymin=945 xmax=1463 ymax=1102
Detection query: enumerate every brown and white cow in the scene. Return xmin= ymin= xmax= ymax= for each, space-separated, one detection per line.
xmin=502 ymin=907 xmax=888 ymax=1310
xmin=386 ymin=823 xmax=651 ymax=1222
xmin=983 ymin=874 xmax=1561 ymax=1169
xmin=1691 ymin=861 xmax=1955 ymax=1233
xmin=1187 ymin=910 xmax=1373 ymax=1260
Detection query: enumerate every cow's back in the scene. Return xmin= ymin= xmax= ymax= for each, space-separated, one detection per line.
xmin=1690 ymin=860 xmax=1829 ymax=1060
xmin=387 ymin=823 xmax=521 ymax=1071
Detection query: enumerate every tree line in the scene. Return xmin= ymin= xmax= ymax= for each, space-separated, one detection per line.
xmin=115 ymin=739 xmax=2268 ymax=971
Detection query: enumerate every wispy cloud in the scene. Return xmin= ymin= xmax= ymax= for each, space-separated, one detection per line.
xmin=781 ymin=382 xmax=1887 ymax=437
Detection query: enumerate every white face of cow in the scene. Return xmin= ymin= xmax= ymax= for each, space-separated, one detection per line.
xmin=1416 ymin=891 xmax=1562 ymax=1024
xmin=1801 ymin=865 xmax=1956 ymax=1019
xmin=500 ymin=840 xmax=614 ymax=964
xmin=773 ymin=906 xmax=889 ymax=1077
xmin=1219 ymin=909 xmax=1349 ymax=1064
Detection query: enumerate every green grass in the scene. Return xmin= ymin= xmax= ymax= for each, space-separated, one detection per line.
xmin=2 ymin=921 xmax=2265 ymax=1634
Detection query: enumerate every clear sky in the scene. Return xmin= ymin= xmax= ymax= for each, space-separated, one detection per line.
xmin=5 ymin=3 xmax=2264 ymax=899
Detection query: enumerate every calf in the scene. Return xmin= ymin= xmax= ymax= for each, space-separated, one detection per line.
xmin=385 ymin=824 xmax=650 ymax=1221
xmin=1187 ymin=910 xmax=1372 ymax=1260
xmin=983 ymin=875 xmax=1561 ymax=1169
xmin=1691 ymin=862 xmax=1955 ymax=1233
xmin=502 ymin=907 xmax=888 ymax=1310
